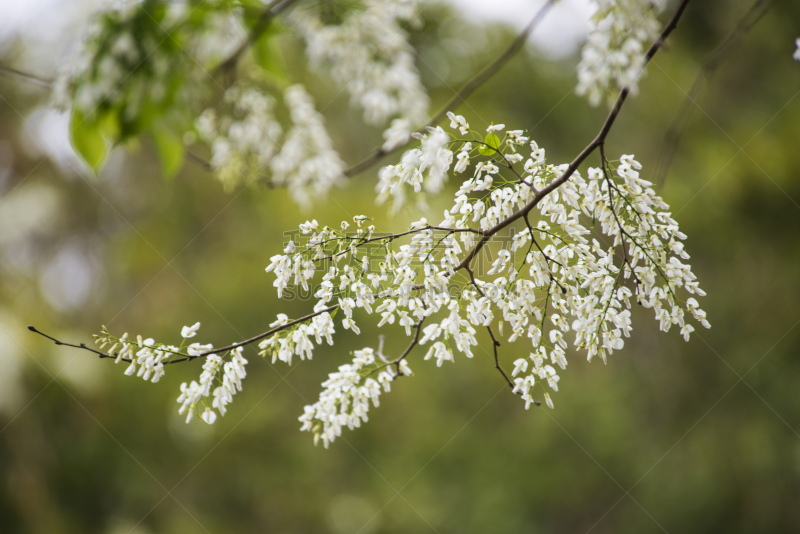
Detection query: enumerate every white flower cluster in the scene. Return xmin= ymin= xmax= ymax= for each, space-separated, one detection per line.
xmin=97 ymin=321 xmax=250 ymax=425
xmin=53 ymin=0 xmax=163 ymax=112
xmin=177 ymin=347 xmax=248 ymax=425
xmin=294 ymin=0 xmax=429 ymax=150
xmin=196 ymin=85 xmax=282 ymax=190
xmin=192 ymin=6 xmax=246 ymax=66
xmin=576 ymin=0 xmax=664 ymax=106
xmin=377 ymin=124 xmax=453 ymax=211
xmin=258 ymin=112 xmax=709 ymax=444
xmin=94 ymin=327 xmax=178 ymax=384
xmin=53 ymin=0 xmax=232 ymax=115
xmin=299 ymin=347 xmax=409 ymax=447
xmin=257 ymin=312 xmax=336 ymax=365
xmin=196 ymin=84 xmax=343 ymax=205
xmin=92 ymin=110 xmax=710 ymax=445
xmin=270 ymin=85 xmax=345 ymax=206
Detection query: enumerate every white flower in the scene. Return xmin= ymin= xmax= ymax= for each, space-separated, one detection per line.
xmin=202 ymin=407 xmax=217 ymax=424
xmin=353 ymin=215 xmax=371 ymax=227
xmin=446 ymin=111 xmax=469 ymax=135
xmin=342 ymin=318 xmax=361 ymax=335
xmin=454 ymin=143 xmax=471 ymax=174
xmin=270 ymin=314 xmax=289 ymax=327
xmin=181 ymin=322 xmax=201 ymax=338
xmin=486 ymin=124 xmax=505 ymax=133
xmin=187 ymin=343 xmax=214 ymax=357
xmin=269 ymin=84 xmax=345 ymax=207
xmin=398 ymin=311 xmax=415 ymax=335
xmin=424 ymin=342 xmax=453 ymax=367
xmin=300 ymin=220 xmax=319 ymax=234
xmin=382 ymin=118 xmax=412 ymax=151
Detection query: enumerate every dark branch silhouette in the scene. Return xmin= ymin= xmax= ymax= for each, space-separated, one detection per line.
xmin=0 ymin=64 xmax=52 ymax=88
xmin=653 ymin=0 xmax=773 ymax=187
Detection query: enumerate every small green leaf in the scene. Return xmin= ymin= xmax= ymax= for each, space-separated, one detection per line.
xmin=478 ymin=132 xmax=501 ymax=156
xmin=151 ymin=127 xmax=185 ymax=180
xmin=70 ymin=110 xmax=108 ymax=172
xmin=96 ymin=109 xmax=121 ymax=141
xmin=253 ymin=28 xmax=287 ymax=82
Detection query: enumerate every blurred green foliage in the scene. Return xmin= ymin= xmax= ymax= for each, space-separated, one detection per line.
xmin=2 ymin=1 xmax=800 ymax=533
xmin=64 ymin=0 xmax=285 ymax=176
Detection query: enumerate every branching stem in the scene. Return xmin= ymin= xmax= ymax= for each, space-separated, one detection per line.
xmin=211 ymin=0 xmax=300 ymax=78
xmin=31 ymin=0 xmax=694 ymax=376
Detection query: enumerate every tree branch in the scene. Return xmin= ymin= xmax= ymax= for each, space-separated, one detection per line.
xmin=393 ymin=318 xmax=425 ymax=376
xmin=211 ymin=0 xmax=300 ymax=78
xmin=28 ymin=303 xmax=338 ymax=365
xmin=308 ymin=224 xmax=483 ymax=264
xmin=27 ymin=325 xmax=126 ymax=360
xmin=189 ymin=0 xmax=555 ymax=180
xmin=195 ymin=304 xmax=338 ymax=358
xmin=341 ymin=0 xmax=556 ymax=179
xmin=185 ymin=150 xmax=214 ymax=171
xmin=653 ymin=0 xmax=772 ymax=187
xmin=32 ymin=0 xmax=693 ymax=379
xmin=486 ymin=325 xmax=539 ymax=405
xmin=482 ymin=0 xmax=692 ymax=235
xmin=0 ymin=64 xmax=53 ymax=88
xmin=412 ymin=0 xmax=692 ymax=295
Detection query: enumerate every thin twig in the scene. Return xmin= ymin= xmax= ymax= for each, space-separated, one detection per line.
xmin=466 ymin=264 xmax=485 ymax=297
xmin=309 ymin=225 xmax=482 ymax=264
xmin=27 ymin=325 xmax=127 ymax=360
xmin=366 ymin=317 xmax=425 ymax=378
xmin=394 ymin=318 xmax=425 ymax=376
xmin=527 ymin=223 xmax=568 ymax=293
xmin=211 ymin=0 xmax=300 ymax=78
xmin=188 ymin=0 xmax=556 ymax=179
xmin=195 ymin=304 xmax=338 ymax=357
xmin=487 ymin=325 xmax=539 ymax=404
xmin=0 ymin=64 xmax=53 ymax=88
xmin=185 ymin=150 xmax=213 ymax=171
xmin=653 ymin=0 xmax=772 ymax=187
xmin=28 ymin=304 xmax=338 ymax=364
xmin=599 ymin=143 xmax=639 ymax=284
xmin=341 ymin=0 xmax=556 ymax=179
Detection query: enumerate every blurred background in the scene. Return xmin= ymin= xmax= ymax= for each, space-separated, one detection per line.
xmin=2 ymin=0 xmax=800 ymax=532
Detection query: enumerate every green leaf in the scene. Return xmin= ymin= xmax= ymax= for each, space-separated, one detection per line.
xmin=96 ymin=109 xmax=121 ymax=141
xmin=252 ymin=24 xmax=288 ymax=82
xmin=151 ymin=127 xmax=185 ymax=180
xmin=478 ymin=132 xmax=500 ymax=156
xmin=70 ymin=110 xmax=108 ymax=172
